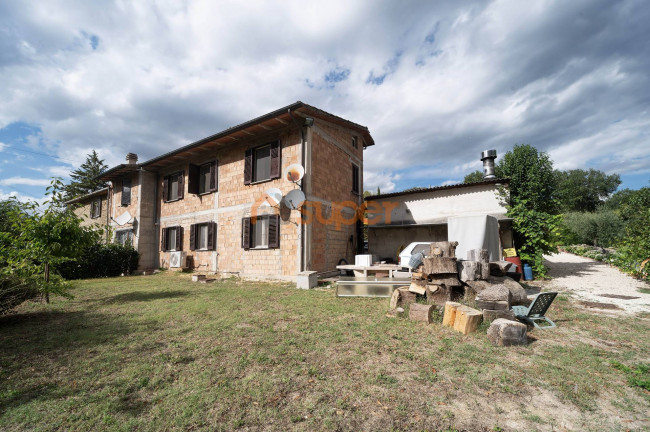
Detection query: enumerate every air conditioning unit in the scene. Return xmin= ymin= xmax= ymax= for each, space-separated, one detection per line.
xmin=169 ymin=251 xmax=186 ymax=268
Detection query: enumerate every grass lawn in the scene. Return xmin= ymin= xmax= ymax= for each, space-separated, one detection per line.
xmin=1 ymin=272 xmax=648 ymax=431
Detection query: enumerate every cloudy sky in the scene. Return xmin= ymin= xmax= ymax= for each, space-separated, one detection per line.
xmin=1 ymin=0 xmax=649 ymax=202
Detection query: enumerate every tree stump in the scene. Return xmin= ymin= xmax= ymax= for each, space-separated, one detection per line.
xmin=453 ymin=306 xmax=482 ymax=335
xmin=423 ymin=257 xmax=457 ymax=275
xmin=409 ymin=303 xmax=434 ymax=324
xmin=390 ymin=287 xmax=416 ymax=309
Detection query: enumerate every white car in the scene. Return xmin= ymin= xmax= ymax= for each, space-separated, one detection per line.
xmin=398 ymin=242 xmax=434 ymax=270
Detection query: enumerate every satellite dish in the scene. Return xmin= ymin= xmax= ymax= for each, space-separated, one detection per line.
xmin=283 ymin=189 xmax=306 ymax=210
xmin=114 ymin=211 xmax=132 ymax=226
xmin=284 ymin=163 xmax=305 ymax=183
xmin=264 ymin=188 xmax=283 ymax=206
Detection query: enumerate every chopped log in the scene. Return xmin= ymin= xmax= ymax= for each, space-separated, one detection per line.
xmin=412 ymin=271 xmax=426 ymax=279
xmin=408 ymin=282 xmax=427 ymax=295
xmin=390 ymin=287 xmax=416 ymax=309
xmin=475 ymin=299 xmax=510 ymax=310
xmin=483 ymin=309 xmax=516 ymax=322
xmin=452 ymin=305 xmax=482 ymax=335
xmin=467 ymin=249 xmax=490 ymax=279
xmin=488 ymin=261 xmax=513 ymax=277
xmin=429 ymin=274 xmax=461 ymax=287
xmin=429 ymin=241 xmax=459 ymax=258
xmin=426 ymin=284 xmax=452 ymax=307
xmin=423 ymin=257 xmax=457 ymax=275
xmin=409 ymin=303 xmax=434 ymax=324
xmin=457 ymin=260 xmax=482 ymax=282
xmin=386 ymin=307 xmax=405 ymax=318
xmin=442 ymin=302 xmax=462 ymax=327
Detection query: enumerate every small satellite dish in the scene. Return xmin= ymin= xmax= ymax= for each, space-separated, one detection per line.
xmin=284 ymin=163 xmax=305 ymax=183
xmin=264 ymin=188 xmax=283 ymax=206
xmin=114 ymin=211 xmax=132 ymax=226
xmin=283 ymin=189 xmax=306 ymax=210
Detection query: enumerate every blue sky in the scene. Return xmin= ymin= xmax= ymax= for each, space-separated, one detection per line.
xmin=0 ymin=0 xmax=648 ymax=203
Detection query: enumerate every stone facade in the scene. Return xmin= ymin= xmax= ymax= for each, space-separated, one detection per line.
xmin=99 ymin=103 xmax=374 ymax=281
xmin=67 ymin=188 xmax=110 ymax=242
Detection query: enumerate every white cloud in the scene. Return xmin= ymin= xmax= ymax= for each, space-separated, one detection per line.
xmin=0 ymin=177 xmax=51 ymax=187
xmin=0 ymin=0 xmax=648 ymax=194
xmin=0 ymin=142 xmax=6 ymax=152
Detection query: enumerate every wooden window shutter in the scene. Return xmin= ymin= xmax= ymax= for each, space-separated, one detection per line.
xmin=352 ymin=164 xmax=360 ymax=193
xmin=98 ymin=199 xmax=102 ymax=217
xmin=241 ymin=217 xmax=251 ymax=249
xmin=161 ymin=227 xmax=167 ymax=252
xmin=210 ymin=161 xmax=217 ymax=192
xmin=162 ymin=176 xmax=169 ymax=202
xmin=176 ymin=225 xmax=183 ymax=251
xmin=189 ymin=224 xmax=196 ymax=251
xmin=270 ymin=140 xmax=281 ymax=179
xmin=268 ymin=215 xmax=280 ymax=249
xmin=188 ymin=164 xmax=200 ymax=195
xmin=207 ymin=222 xmax=216 ymax=250
xmin=178 ymin=172 xmax=185 ymax=200
xmin=244 ymin=149 xmax=253 ymax=185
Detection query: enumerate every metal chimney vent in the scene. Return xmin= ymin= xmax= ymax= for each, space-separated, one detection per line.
xmin=481 ymin=150 xmax=497 ymax=179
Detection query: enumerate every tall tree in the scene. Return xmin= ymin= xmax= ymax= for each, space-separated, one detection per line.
xmin=463 ymin=170 xmax=486 ymax=183
xmin=497 ymin=144 xmax=561 ymax=277
xmin=63 ymin=150 xmax=108 ymax=200
xmin=555 ymin=169 xmax=621 ymax=212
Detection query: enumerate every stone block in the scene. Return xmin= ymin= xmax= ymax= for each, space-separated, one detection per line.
xmin=483 ymin=309 xmax=516 ymax=322
xmin=476 ymin=299 xmax=510 ymax=310
xmin=476 ymin=284 xmax=512 ymax=304
xmin=487 ymin=318 xmax=528 ymax=346
xmin=296 ymin=271 xmax=318 ymax=289
xmin=489 ymin=276 xmax=528 ymax=305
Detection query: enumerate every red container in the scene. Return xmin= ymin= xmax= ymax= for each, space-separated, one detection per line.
xmin=505 ymin=256 xmax=523 ymax=275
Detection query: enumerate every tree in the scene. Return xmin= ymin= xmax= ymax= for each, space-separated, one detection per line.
xmin=63 ymin=150 xmax=108 ymax=200
xmin=613 ymin=187 xmax=650 ymax=280
xmin=497 ymin=144 xmax=560 ymax=277
xmin=555 ymin=169 xmax=621 ymax=212
xmin=0 ymin=179 xmax=101 ymax=309
xmin=463 ymin=170 xmax=485 ymax=183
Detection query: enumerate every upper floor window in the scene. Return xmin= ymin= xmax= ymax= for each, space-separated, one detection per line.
xmin=352 ymin=136 xmax=358 ymax=149
xmin=91 ymin=199 xmax=101 ymax=219
xmin=352 ymin=163 xmax=360 ymax=194
xmin=244 ymin=140 xmax=281 ymax=185
xmin=121 ymin=178 xmax=131 ymax=206
xmin=188 ymin=161 xmax=217 ymax=195
xmin=163 ymin=171 xmax=184 ymax=202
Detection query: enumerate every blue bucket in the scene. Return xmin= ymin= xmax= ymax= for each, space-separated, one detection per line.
xmin=523 ymin=264 xmax=534 ymax=281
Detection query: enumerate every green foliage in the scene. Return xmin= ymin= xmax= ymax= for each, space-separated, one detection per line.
xmin=561 ymin=245 xmax=616 ymax=264
xmin=609 ymin=187 xmax=650 ymax=281
xmin=59 ymin=243 xmax=140 ymax=279
xmin=555 ymin=169 xmax=621 ymax=212
xmin=611 ymin=361 xmax=650 ymax=391
xmin=463 ymin=170 xmax=485 ymax=183
xmin=561 ymin=210 xmax=624 ymax=247
xmin=0 ymin=179 xmax=101 ymax=312
xmin=497 ymin=145 xmax=560 ymax=277
xmin=62 ymin=150 xmax=108 ymax=201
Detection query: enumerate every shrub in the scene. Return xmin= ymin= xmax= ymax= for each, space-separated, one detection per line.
xmin=561 ymin=210 xmax=624 ymax=247
xmin=0 ymin=274 xmax=39 ymax=315
xmin=59 ymin=243 xmax=140 ymax=279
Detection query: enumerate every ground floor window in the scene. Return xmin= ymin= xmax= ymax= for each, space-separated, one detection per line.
xmin=115 ymin=229 xmax=133 ymax=246
xmin=241 ymin=215 xmax=279 ymax=249
xmin=161 ymin=226 xmax=183 ymax=251
xmin=189 ymin=222 xmax=216 ymax=251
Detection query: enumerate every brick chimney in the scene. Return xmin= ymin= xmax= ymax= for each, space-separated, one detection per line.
xmin=126 ymin=153 xmax=138 ymax=164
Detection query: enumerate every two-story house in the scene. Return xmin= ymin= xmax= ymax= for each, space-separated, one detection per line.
xmin=97 ymin=102 xmax=374 ymax=281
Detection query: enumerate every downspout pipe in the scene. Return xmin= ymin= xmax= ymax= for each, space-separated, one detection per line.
xmin=289 ymin=109 xmax=306 ymax=272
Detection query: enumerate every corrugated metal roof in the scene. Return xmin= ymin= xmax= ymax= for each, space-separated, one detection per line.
xmin=365 ymin=178 xmax=510 ymax=201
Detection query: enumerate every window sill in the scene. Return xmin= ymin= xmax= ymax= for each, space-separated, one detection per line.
xmin=164 ymin=198 xmax=183 ymax=203
xmin=197 ymin=190 xmax=217 ymax=196
xmin=249 ymin=178 xmax=273 ymax=186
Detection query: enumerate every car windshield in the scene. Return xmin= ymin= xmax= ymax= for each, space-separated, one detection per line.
xmin=411 ymin=244 xmax=430 ymax=255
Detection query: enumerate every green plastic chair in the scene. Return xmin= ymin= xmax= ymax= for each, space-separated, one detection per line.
xmin=511 ymin=292 xmax=558 ymax=329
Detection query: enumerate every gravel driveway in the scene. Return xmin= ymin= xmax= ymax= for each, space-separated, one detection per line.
xmin=543 ymin=252 xmax=650 ymax=314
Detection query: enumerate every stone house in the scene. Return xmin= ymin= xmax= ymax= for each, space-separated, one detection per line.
xmin=64 ymin=187 xmax=111 ymax=242
xmin=97 ymin=102 xmax=374 ymax=281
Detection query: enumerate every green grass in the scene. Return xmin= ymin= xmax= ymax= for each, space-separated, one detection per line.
xmin=0 ymin=272 xmax=649 ymax=431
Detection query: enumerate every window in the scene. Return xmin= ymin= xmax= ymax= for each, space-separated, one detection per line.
xmin=352 ymin=163 xmax=360 ymax=194
xmin=91 ymin=199 xmax=101 ymax=219
xmin=115 ymin=229 xmax=132 ymax=246
xmin=352 ymin=136 xmax=358 ymax=149
xmin=189 ymin=222 xmax=216 ymax=250
xmin=188 ymin=161 xmax=217 ymax=195
xmin=244 ymin=140 xmax=281 ymax=184
xmin=163 ymin=171 xmax=184 ymax=202
xmin=161 ymin=226 xmax=183 ymax=251
xmin=241 ymin=215 xmax=280 ymax=249
xmin=121 ymin=177 xmax=131 ymax=206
